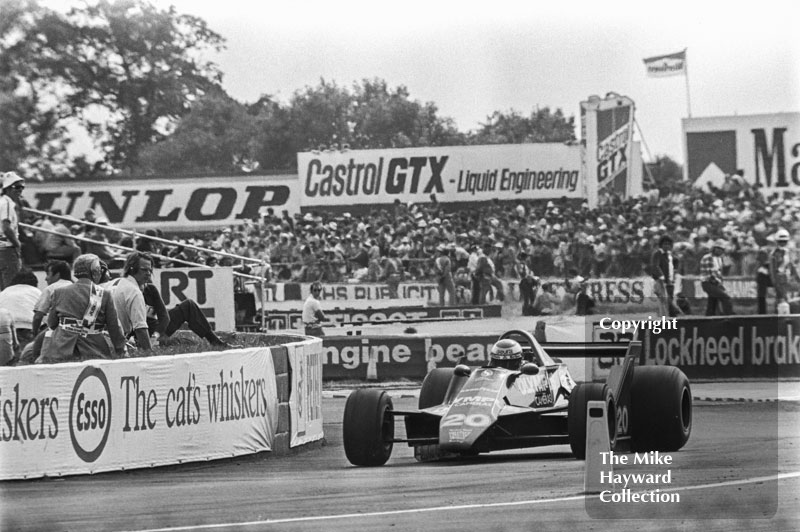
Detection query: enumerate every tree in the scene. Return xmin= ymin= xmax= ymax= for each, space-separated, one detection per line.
xmin=470 ymin=107 xmax=576 ymax=144
xmin=135 ymin=90 xmax=260 ymax=175
xmin=350 ymin=78 xmax=464 ymax=149
xmin=646 ymin=155 xmax=685 ymax=195
xmin=1 ymin=0 xmax=224 ymax=176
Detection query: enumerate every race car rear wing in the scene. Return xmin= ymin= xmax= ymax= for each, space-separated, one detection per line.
xmin=541 ymin=342 xmax=634 ymax=359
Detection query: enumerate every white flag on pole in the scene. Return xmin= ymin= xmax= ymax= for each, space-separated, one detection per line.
xmin=643 ymin=50 xmax=687 ymax=77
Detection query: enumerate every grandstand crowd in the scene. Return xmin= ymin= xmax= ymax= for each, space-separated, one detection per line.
xmin=15 ymin=175 xmax=799 ymax=286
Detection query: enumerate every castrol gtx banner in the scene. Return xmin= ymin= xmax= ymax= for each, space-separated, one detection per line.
xmin=24 ymin=173 xmax=299 ymax=232
xmin=581 ymin=93 xmax=640 ymax=202
xmin=297 ymin=143 xmax=583 ymax=207
xmin=0 ymin=348 xmax=278 ymax=479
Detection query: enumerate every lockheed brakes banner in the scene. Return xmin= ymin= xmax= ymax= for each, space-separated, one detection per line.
xmin=297 ymin=144 xmax=583 ymax=208
xmin=0 ymin=348 xmax=278 ymax=480
xmin=641 ymin=316 xmax=800 ymax=379
xmin=24 ymin=174 xmax=299 ymax=232
xmin=683 ymin=112 xmax=800 ymax=195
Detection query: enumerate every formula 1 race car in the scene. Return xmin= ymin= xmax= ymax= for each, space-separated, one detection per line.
xmin=342 ymin=330 xmax=692 ymax=466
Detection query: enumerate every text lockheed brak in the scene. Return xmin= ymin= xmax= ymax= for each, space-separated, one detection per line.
xmin=343 ymin=330 xmax=692 ymax=466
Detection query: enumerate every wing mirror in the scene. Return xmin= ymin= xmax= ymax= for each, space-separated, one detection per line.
xmin=454 ymin=364 xmax=472 ymax=377
xmin=519 ymin=363 xmax=539 ymax=376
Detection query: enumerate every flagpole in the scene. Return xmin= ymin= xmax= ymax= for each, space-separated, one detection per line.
xmin=684 ymin=48 xmax=692 ymax=117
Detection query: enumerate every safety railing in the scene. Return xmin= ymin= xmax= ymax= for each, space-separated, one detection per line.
xmin=21 ymin=207 xmax=273 ymax=330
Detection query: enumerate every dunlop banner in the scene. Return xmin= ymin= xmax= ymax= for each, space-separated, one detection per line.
xmin=0 ymin=348 xmax=278 ymax=480
xmin=642 ymin=316 xmax=800 ymax=378
xmin=25 ymin=174 xmax=299 ymax=232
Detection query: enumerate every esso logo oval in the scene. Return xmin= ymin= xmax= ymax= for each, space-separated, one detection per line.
xmin=69 ymin=366 xmax=112 ymax=463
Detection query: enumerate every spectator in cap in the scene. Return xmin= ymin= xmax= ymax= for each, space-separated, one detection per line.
xmin=0 ymin=171 xmax=25 ymax=290
xmin=699 ymin=239 xmax=734 ymax=315
xmin=39 ymin=253 xmax=127 ymax=363
xmin=651 ymin=235 xmax=681 ymax=317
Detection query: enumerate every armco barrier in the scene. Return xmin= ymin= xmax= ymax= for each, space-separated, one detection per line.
xmin=0 ymin=335 xmax=321 ymax=480
xmin=641 ymin=315 xmax=800 ymax=379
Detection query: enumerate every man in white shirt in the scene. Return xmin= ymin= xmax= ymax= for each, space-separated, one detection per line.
xmin=0 ymin=172 xmax=24 ymax=290
xmin=109 ymin=251 xmax=153 ymax=351
xmin=302 ymin=281 xmax=326 ymax=337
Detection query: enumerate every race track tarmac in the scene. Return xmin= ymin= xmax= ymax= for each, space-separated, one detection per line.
xmin=1 ymin=397 xmax=798 ymax=532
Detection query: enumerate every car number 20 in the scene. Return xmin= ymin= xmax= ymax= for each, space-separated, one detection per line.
xmin=441 ymin=413 xmax=490 ymax=428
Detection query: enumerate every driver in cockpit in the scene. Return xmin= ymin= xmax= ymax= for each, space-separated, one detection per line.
xmin=487 ymin=339 xmax=524 ymax=370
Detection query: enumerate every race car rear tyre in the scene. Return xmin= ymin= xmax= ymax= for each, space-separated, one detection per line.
xmin=567 ymin=383 xmax=616 ymax=459
xmin=630 ymin=366 xmax=692 ymax=452
xmin=343 ymin=389 xmax=394 ymax=466
xmin=419 ymin=368 xmax=455 ymax=409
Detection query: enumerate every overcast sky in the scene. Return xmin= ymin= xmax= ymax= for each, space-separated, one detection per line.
xmin=154 ymin=1 xmax=797 ymax=162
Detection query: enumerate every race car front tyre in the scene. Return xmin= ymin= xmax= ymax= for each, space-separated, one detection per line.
xmin=567 ymin=383 xmax=616 ymax=460
xmin=343 ymin=389 xmax=394 ymax=466
xmin=419 ymin=368 xmax=455 ymax=409
xmin=630 ymin=366 xmax=692 ymax=452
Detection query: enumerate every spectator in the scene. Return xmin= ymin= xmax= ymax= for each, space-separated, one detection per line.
xmin=434 ymin=244 xmax=455 ymax=306
xmin=31 ymin=260 xmax=73 ymax=334
xmin=42 ymin=210 xmax=81 ymax=263
xmin=769 ymin=246 xmax=800 ymax=313
xmin=699 ymin=240 xmax=734 ymax=315
xmin=302 ymin=281 xmax=326 ymax=337
xmin=381 ymin=248 xmax=403 ymax=298
xmin=651 ymin=235 xmax=681 ymax=317
xmin=0 ymin=171 xmax=25 ymax=290
xmin=0 ymin=268 xmax=41 ymax=354
xmin=107 ymin=251 xmax=154 ymax=352
xmin=0 ymin=308 xmax=17 ymax=365
xmin=39 ymin=254 xmax=127 ymax=363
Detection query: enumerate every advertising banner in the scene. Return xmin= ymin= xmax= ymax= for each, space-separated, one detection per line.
xmin=270 ymin=278 xmax=654 ymax=307
xmin=683 ymin=112 xmax=800 ymax=195
xmin=154 ymin=267 xmax=235 ymax=332
xmin=581 ymin=93 xmax=640 ymax=204
xmin=288 ymin=340 xmax=324 ymax=447
xmin=297 ymin=143 xmax=583 ymax=208
xmin=24 ymin=174 xmax=300 ymax=232
xmin=641 ymin=316 xmax=800 ymax=378
xmin=264 ymin=304 xmax=502 ymax=330
xmin=321 ymin=336 xmax=428 ymax=380
xmin=0 ymin=348 xmax=278 ymax=480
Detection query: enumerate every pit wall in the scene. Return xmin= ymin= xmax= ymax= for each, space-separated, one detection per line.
xmin=0 ymin=336 xmax=322 ymax=480
xmin=319 ymin=315 xmax=800 ymax=381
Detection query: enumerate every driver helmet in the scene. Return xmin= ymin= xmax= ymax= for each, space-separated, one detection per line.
xmin=489 ymin=339 xmax=523 ymax=370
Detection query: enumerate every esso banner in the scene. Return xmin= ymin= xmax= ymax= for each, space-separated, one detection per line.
xmin=154 ymin=267 xmax=235 ymax=332
xmin=24 ymin=174 xmax=299 ymax=232
xmin=0 ymin=348 xmax=278 ymax=479
xmin=684 ymin=112 xmax=800 ymax=194
xmin=297 ymin=144 xmax=583 ymax=208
